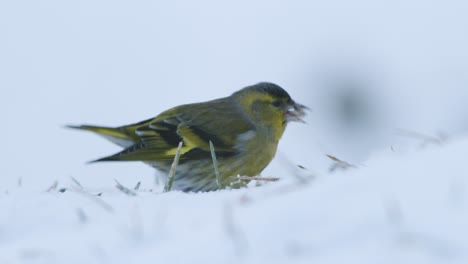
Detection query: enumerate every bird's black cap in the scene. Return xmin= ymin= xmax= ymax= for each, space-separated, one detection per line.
xmin=235 ymin=82 xmax=292 ymax=101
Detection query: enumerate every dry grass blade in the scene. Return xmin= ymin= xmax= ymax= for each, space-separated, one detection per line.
xmin=46 ymin=180 xmax=58 ymax=192
xmin=395 ymin=128 xmax=446 ymax=147
xmin=87 ymin=195 xmax=114 ymax=212
xmin=71 ymin=177 xmax=84 ymax=190
xmin=276 ymin=151 xmax=312 ymax=183
xmin=164 ymin=141 xmax=183 ymax=192
xmin=72 ymin=188 xmax=114 ymax=213
xmin=134 ymin=182 xmax=141 ymax=191
xmin=115 ymin=179 xmax=137 ymax=196
xmin=66 ymin=178 xmax=113 ymax=212
xmin=237 ymin=176 xmax=280 ymax=182
xmin=209 ymin=140 xmax=222 ymax=189
xmin=326 ymin=154 xmax=356 ymax=172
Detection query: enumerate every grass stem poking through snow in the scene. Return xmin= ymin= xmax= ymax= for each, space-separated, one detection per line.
xmin=209 ymin=140 xmax=222 ymax=189
xmin=72 ymin=188 xmax=114 ymax=213
xmin=395 ymin=128 xmax=447 ymax=147
xmin=326 ymin=154 xmax=356 ymax=172
xmin=115 ymin=179 xmax=137 ymax=196
xmin=71 ymin=177 xmax=84 ymax=190
xmin=46 ymin=180 xmax=58 ymax=192
xmin=134 ymin=182 xmax=141 ymax=191
xmin=164 ymin=141 xmax=183 ymax=192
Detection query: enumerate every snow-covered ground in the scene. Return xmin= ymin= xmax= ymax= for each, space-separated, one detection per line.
xmin=1 ymin=0 xmax=468 ymax=263
xmin=1 ymin=136 xmax=467 ymax=264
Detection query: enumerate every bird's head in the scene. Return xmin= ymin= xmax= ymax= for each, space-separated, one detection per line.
xmin=232 ymin=82 xmax=308 ymax=135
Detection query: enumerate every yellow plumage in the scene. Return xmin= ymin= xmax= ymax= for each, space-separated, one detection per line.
xmin=68 ymin=82 xmax=307 ymax=192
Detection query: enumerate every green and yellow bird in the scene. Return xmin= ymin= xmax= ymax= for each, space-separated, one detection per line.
xmin=68 ymin=82 xmax=307 ymax=192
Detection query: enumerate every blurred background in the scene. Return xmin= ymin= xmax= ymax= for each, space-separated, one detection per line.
xmin=1 ymin=0 xmax=468 ymax=190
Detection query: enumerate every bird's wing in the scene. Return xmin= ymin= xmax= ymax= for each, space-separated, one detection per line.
xmin=93 ymin=98 xmax=256 ymax=162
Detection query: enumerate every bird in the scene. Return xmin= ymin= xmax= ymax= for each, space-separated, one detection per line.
xmin=68 ymin=82 xmax=308 ymax=192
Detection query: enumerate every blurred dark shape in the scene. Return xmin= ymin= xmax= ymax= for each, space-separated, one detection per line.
xmin=309 ymin=61 xmax=392 ymax=162
xmin=331 ymin=77 xmax=378 ymax=131
xmin=319 ymin=67 xmax=386 ymax=135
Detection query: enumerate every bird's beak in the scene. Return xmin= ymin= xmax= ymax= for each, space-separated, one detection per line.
xmin=285 ymin=101 xmax=309 ymax=123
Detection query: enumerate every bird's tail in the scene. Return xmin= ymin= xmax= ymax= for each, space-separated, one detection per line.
xmin=66 ymin=124 xmax=135 ymax=148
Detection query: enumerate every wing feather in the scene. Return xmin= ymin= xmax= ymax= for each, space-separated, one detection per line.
xmin=94 ymin=97 xmax=255 ymax=162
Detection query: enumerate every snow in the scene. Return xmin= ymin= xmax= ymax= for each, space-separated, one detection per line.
xmin=2 ymin=0 xmax=468 ymax=263
xmin=1 ymin=139 xmax=467 ymax=264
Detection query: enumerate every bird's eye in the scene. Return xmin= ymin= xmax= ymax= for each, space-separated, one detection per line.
xmin=272 ymin=101 xmax=281 ymax=107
